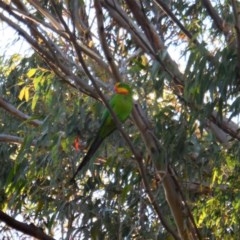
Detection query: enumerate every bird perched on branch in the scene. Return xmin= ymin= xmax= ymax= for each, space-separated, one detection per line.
xmin=71 ymin=82 xmax=133 ymax=180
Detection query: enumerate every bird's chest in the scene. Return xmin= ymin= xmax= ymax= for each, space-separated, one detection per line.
xmin=116 ymin=96 xmax=129 ymax=110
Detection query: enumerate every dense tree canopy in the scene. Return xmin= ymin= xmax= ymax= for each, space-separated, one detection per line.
xmin=0 ymin=0 xmax=240 ymax=239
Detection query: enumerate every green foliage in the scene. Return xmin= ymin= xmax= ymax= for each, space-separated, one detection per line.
xmin=195 ymin=152 xmax=240 ymax=239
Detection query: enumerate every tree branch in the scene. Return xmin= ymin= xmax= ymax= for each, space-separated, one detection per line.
xmin=231 ymin=0 xmax=240 ymax=75
xmin=125 ymin=0 xmax=163 ymax=51
xmin=0 ymin=97 xmax=42 ymax=127
xmin=0 ymin=210 xmax=55 ymax=240
xmin=102 ymin=0 xmax=154 ymax=53
xmin=201 ymin=0 xmax=231 ymax=37
xmin=209 ymin=112 xmax=240 ymax=141
xmin=0 ymin=134 xmax=23 ymax=144
xmin=132 ymin=104 xmax=199 ymax=239
xmin=137 ymin=155 xmax=181 ymax=240
xmin=94 ymin=0 xmax=122 ymax=82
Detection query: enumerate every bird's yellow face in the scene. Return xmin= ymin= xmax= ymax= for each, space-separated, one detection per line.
xmin=114 ymin=82 xmax=131 ymax=95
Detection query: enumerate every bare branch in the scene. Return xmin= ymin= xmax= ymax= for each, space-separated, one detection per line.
xmin=102 ymin=0 xmax=154 ymax=53
xmin=209 ymin=112 xmax=240 ymax=141
xmin=0 ymin=133 xmax=38 ymax=146
xmin=0 ymin=97 xmax=42 ymax=127
xmin=137 ymin=156 xmax=181 ymax=240
xmin=48 ymin=1 xmax=112 ymax=90
xmin=169 ymin=167 xmax=202 ymax=240
xmin=27 ymin=0 xmax=65 ymax=32
xmin=232 ymin=0 xmax=240 ymax=74
xmin=154 ymin=0 xmax=195 ymax=41
xmin=132 ymin=104 xmax=198 ymax=239
xmin=206 ymin=121 xmax=231 ymax=146
xmin=201 ymin=0 xmax=231 ymax=37
xmin=0 ymin=210 xmax=55 ymax=240
xmin=125 ymin=0 xmax=163 ymax=51
xmin=94 ymin=0 xmax=122 ymax=83
xmin=0 ymin=134 xmax=23 ymax=144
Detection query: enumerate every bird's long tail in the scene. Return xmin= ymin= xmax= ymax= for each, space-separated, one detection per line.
xmin=71 ymin=135 xmax=104 ymax=181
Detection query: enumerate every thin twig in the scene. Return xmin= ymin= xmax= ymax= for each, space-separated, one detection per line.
xmin=94 ymin=0 xmax=122 ymax=82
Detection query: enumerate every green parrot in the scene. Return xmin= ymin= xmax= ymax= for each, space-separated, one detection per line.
xmin=72 ymin=82 xmax=133 ymax=179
